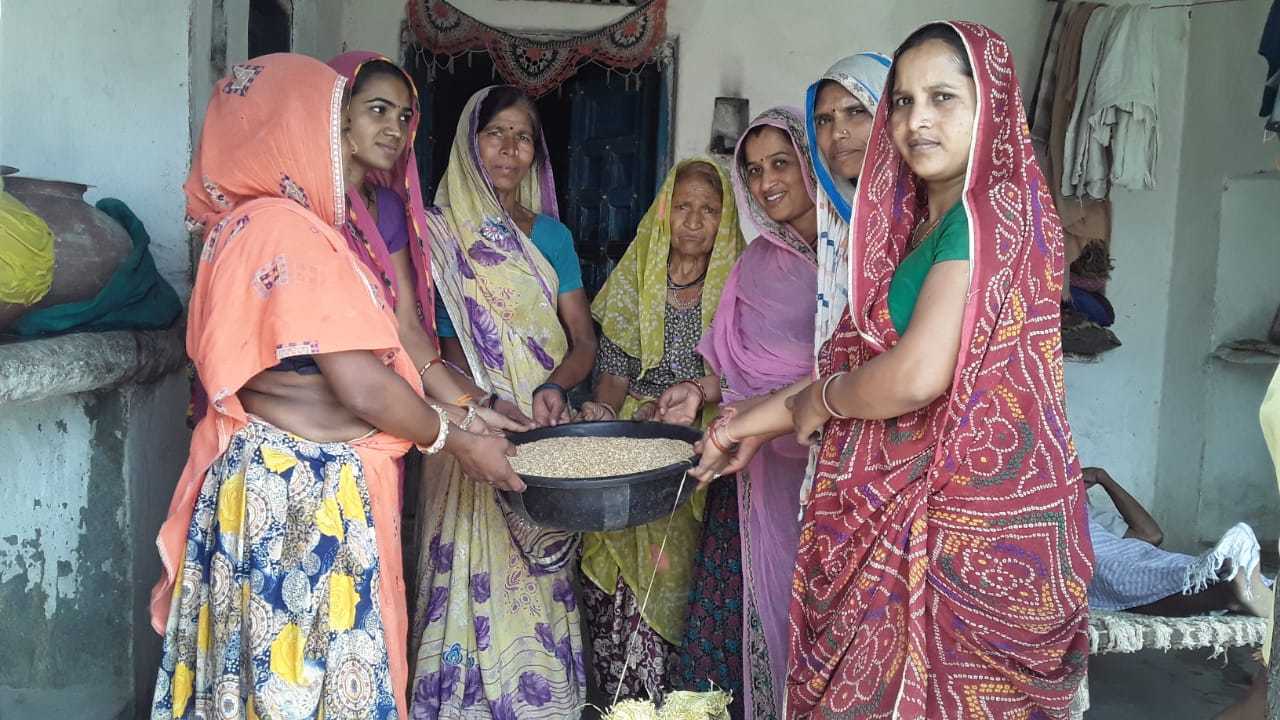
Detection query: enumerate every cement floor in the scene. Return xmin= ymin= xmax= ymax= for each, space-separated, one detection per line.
xmin=1086 ymin=645 xmax=1261 ymax=719
xmin=580 ymin=645 xmax=1263 ymax=720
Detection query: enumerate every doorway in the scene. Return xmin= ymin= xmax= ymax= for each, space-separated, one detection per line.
xmin=405 ymin=48 xmax=675 ymax=298
xmin=248 ymin=0 xmax=292 ymax=57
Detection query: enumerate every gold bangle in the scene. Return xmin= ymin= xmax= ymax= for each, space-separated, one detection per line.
xmin=681 ymin=379 xmax=708 ymax=407
xmin=419 ymin=357 xmax=444 ymax=379
xmin=452 ymin=393 xmax=475 ymax=407
xmin=708 ymin=416 xmax=739 ymax=453
xmin=716 ymin=414 xmax=741 ymax=445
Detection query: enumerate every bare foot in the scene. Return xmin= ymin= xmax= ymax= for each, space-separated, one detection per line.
xmin=1227 ymin=565 xmax=1274 ymax=618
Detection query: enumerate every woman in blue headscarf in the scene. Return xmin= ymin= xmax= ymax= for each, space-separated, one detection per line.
xmin=806 ymin=52 xmax=892 ymax=363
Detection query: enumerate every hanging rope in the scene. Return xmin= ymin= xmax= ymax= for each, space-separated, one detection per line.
xmin=611 ymin=468 xmax=691 ymax=707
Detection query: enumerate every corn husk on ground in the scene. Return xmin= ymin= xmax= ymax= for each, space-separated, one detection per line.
xmin=601 ymin=689 xmax=733 ymax=720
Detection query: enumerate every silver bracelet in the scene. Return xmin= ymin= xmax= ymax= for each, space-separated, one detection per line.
xmin=419 ymin=404 xmax=450 ymax=456
xmin=459 ymin=405 xmax=479 ymax=431
xmin=820 ymin=372 xmax=851 ymax=420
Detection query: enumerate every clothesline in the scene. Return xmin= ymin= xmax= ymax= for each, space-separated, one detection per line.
xmin=1047 ymin=0 xmax=1248 ymax=9
xmin=1153 ymin=0 xmax=1247 ymax=8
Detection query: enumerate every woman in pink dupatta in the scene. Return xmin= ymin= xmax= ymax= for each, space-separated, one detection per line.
xmin=327 ymin=52 xmax=434 ymax=336
xmin=327 ymin=52 xmax=531 ymax=431
xmin=658 ymin=107 xmax=818 ymax=719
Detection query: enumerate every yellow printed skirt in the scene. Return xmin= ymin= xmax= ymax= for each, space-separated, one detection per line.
xmin=151 ymin=419 xmax=396 ymax=719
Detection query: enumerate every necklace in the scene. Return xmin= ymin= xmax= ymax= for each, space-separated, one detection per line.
xmin=667 ymin=284 xmax=702 ymax=310
xmin=667 ymin=258 xmax=707 ymax=290
xmin=909 ymin=213 xmax=943 ymax=251
xmin=668 ymin=273 xmax=705 ymax=290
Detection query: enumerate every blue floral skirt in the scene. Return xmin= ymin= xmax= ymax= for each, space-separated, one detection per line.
xmin=150 ymin=419 xmax=397 ymax=719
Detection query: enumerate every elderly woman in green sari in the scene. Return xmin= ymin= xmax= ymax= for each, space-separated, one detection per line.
xmin=576 ymin=158 xmax=744 ymax=700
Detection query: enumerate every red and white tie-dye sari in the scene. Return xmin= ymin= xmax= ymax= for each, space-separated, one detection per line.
xmin=788 ymin=22 xmax=1093 ymax=720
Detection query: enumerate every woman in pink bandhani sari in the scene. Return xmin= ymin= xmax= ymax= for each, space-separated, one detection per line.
xmin=693 ymin=22 xmax=1093 ymax=719
xmin=783 ymin=23 xmax=1093 ymax=718
xmin=657 ymin=106 xmax=818 ymax=719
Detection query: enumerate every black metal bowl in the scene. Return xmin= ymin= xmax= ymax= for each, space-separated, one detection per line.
xmin=498 ymin=421 xmax=700 ymax=532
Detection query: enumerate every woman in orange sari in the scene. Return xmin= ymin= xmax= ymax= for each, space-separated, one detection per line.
xmin=148 ymin=53 xmax=521 ymax=720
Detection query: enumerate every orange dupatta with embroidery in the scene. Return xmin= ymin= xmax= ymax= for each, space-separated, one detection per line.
xmin=150 ymin=54 xmax=420 ymax=717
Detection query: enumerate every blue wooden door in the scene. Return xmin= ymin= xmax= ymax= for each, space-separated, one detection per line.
xmin=561 ymin=65 xmax=661 ymax=298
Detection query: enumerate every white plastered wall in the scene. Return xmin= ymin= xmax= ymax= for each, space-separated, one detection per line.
xmin=336 ymin=0 xmax=1280 ymax=548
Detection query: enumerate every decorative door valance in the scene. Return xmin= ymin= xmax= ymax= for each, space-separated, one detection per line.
xmin=405 ymin=0 xmax=667 ymax=97
xmin=496 ymin=0 xmax=642 ymax=4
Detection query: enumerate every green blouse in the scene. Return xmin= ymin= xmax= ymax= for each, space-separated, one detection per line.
xmin=886 ymin=202 xmax=970 ymax=334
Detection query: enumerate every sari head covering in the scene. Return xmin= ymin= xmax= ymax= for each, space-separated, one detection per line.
xmin=805 ymin=52 xmax=891 ymax=352
xmin=699 ymin=106 xmax=818 ymax=402
xmin=425 ymin=85 xmax=564 ymax=413
xmin=327 ymin=51 xmax=435 ymax=331
xmin=410 ymin=85 xmax=585 ymax=718
xmin=581 ymin=157 xmax=744 ymax=646
xmin=695 ymin=106 xmax=818 ymax=719
xmin=155 ymin=53 xmax=420 ymax=717
xmin=789 ymin=23 xmax=1092 ymax=718
xmin=590 ymin=156 xmax=744 ymax=410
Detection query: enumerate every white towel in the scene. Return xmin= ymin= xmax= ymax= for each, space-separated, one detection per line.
xmin=1088 ymin=512 xmax=1262 ymax=612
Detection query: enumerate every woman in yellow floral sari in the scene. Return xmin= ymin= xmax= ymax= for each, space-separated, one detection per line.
xmin=410 ymin=86 xmax=593 ymax=719
xmin=576 ymin=158 xmax=744 ymax=701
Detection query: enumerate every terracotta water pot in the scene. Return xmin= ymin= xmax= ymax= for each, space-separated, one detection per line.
xmin=3 ymin=176 xmax=132 ymax=320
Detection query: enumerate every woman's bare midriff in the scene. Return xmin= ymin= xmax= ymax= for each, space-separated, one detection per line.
xmin=240 ymin=370 xmax=376 ymax=443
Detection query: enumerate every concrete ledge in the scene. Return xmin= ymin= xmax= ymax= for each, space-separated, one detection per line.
xmin=0 ymin=325 xmax=187 ymax=405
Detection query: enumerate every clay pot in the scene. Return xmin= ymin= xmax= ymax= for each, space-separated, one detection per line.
xmin=4 ymin=176 xmax=132 ymax=314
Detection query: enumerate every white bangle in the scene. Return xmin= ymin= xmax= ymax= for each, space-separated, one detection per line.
xmin=459 ymin=405 xmax=479 ymax=431
xmin=418 ymin=404 xmax=450 ymax=455
xmin=820 ymin=372 xmax=851 ymax=420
